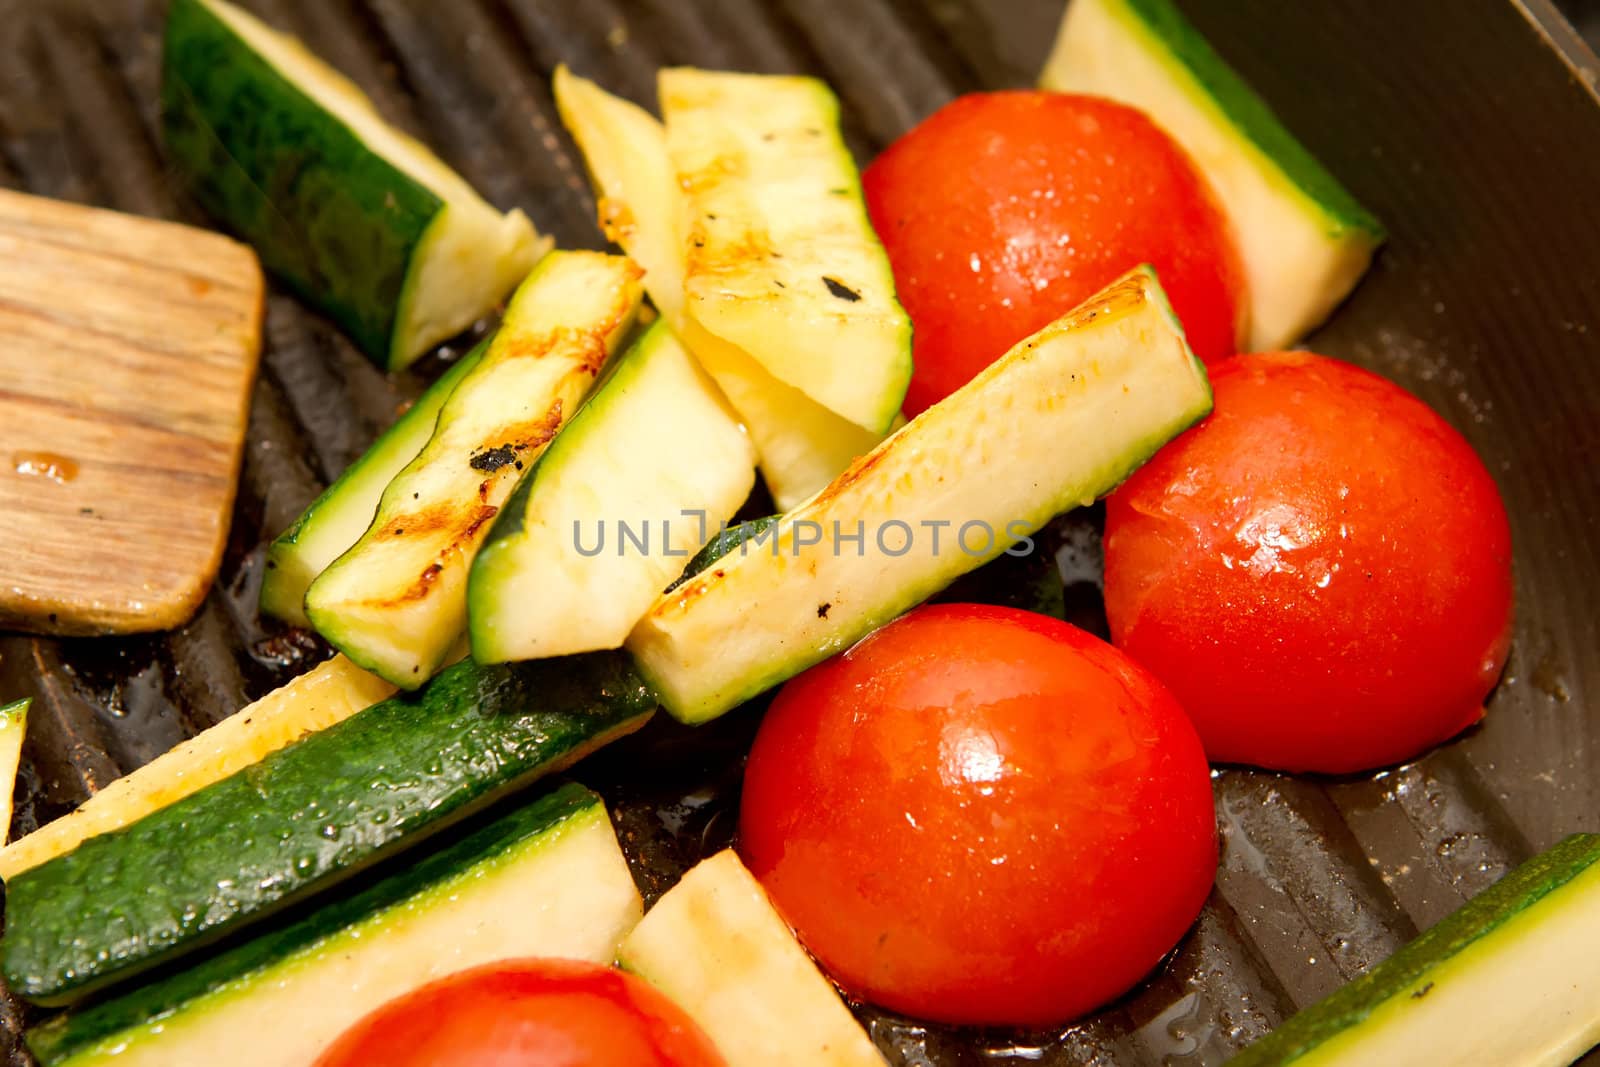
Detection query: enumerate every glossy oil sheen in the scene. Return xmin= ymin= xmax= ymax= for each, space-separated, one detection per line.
xmin=0 ymin=0 xmax=1596 ymax=1063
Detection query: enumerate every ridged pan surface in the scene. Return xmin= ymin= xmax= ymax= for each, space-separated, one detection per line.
xmin=0 ymin=1 xmax=1597 ymax=1064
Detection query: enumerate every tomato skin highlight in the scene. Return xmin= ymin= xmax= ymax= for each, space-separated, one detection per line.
xmin=313 ymin=959 xmax=727 ymax=1067
xmin=738 ymin=604 xmax=1217 ymax=1026
xmin=864 ymin=90 xmax=1245 ymax=416
xmin=1104 ymin=351 xmax=1514 ymax=774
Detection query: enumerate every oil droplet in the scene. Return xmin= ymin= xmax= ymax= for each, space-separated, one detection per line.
xmin=12 ymin=451 xmax=79 ymax=483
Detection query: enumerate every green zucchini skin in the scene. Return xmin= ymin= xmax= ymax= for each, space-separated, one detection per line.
xmin=668 ymin=516 xmax=781 ymax=594
xmin=1113 ymin=0 xmax=1382 ymax=241
xmin=26 ymin=783 xmax=603 ymax=1066
xmin=1230 ymin=833 xmax=1600 ymax=1065
xmin=1 ymin=654 xmax=654 ymax=1005
xmin=161 ymin=0 xmax=439 ymax=363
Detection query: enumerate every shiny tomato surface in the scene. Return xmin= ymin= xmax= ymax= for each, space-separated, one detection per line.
xmin=864 ymin=90 xmax=1245 ymax=416
xmin=313 ymin=959 xmax=726 ymax=1067
xmin=1104 ymin=351 xmax=1514 ymax=774
xmin=739 ymin=603 xmax=1217 ymax=1026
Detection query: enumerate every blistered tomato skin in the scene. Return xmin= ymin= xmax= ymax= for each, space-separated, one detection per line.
xmin=1104 ymin=351 xmax=1514 ymax=774
xmin=313 ymin=959 xmax=727 ymax=1067
xmin=864 ymin=90 xmax=1245 ymax=416
xmin=739 ymin=604 xmax=1217 ymax=1027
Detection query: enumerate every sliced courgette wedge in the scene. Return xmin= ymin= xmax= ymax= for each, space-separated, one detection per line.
xmin=305 ymin=251 xmax=643 ymax=688
xmin=26 ymin=784 xmax=641 ymax=1067
xmin=162 ymin=0 xmax=548 ymax=369
xmin=0 ymin=698 xmax=27 ymax=846
xmin=469 ymin=321 xmax=756 ymax=663
xmin=627 ymin=266 xmax=1213 ymax=723
xmin=1039 ymin=0 xmax=1384 ymax=350
xmin=260 ymin=345 xmax=488 ymax=627
xmin=1229 ymin=834 xmax=1600 ymax=1066
xmin=619 ymin=849 xmax=886 ymax=1067
xmin=0 ymin=656 xmax=392 ymax=881
xmin=1 ymin=653 xmax=654 ymax=1005
xmin=659 ymin=67 xmax=912 ymax=436
xmin=553 ymin=67 xmax=882 ymax=510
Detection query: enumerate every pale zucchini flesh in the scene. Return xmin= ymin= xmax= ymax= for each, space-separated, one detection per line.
xmin=661 ymin=67 xmax=911 ymax=436
xmin=260 ymin=343 xmax=489 ymax=627
xmin=552 ymin=66 xmax=687 ymax=325
xmin=1230 ymin=834 xmax=1600 ymax=1067
xmin=553 ymin=67 xmax=883 ymax=510
xmin=180 ymin=0 xmax=547 ymax=369
xmin=27 ymin=785 xmax=642 ymax=1067
xmin=469 ymin=320 xmax=756 ymax=662
xmin=627 ymin=266 xmax=1213 ymax=723
xmin=305 ymin=251 xmax=643 ymax=687
xmin=677 ymin=319 xmax=881 ymax=510
xmin=1040 ymin=0 xmax=1384 ymax=350
xmin=0 ymin=657 xmax=391 ymax=881
xmin=0 ymin=699 xmax=27 ymax=846
xmin=620 ymin=850 xmax=886 ymax=1067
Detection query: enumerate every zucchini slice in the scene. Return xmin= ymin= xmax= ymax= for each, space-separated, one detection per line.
xmin=0 ymin=698 xmax=27 ymax=845
xmin=1 ymin=653 xmax=654 ymax=1005
xmin=469 ymin=321 xmax=757 ymax=663
xmin=619 ymin=850 xmax=886 ymax=1067
xmin=1039 ymin=0 xmax=1384 ymax=350
xmin=627 ymin=266 xmax=1212 ymax=723
xmin=162 ymin=0 xmax=548 ymax=370
xmin=27 ymin=784 xmax=641 ymax=1067
xmin=305 ymin=251 xmax=643 ymax=688
xmin=261 ymin=345 xmax=488 ymax=627
xmin=1230 ymin=834 xmax=1600 ymax=1066
xmin=553 ymin=67 xmax=882 ymax=510
xmin=0 ymin=656 xmax=392 ymax=881
xmin=660 ymin=68 xmax=912 ymax=436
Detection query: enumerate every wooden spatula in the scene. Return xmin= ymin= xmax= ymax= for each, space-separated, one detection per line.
xmin=0 ymin=188 xmax=264 ymax=635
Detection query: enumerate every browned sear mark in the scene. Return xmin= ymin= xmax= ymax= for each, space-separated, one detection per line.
xmin=404 ymin=563 xmax=445 ymax=602
xmin=597 ymin=197 xmax=636 ymax=246
xmin=809 ymin=442 xmax=891 ymax=510
xmin=379 ymin=500 xmax=459 ymax=538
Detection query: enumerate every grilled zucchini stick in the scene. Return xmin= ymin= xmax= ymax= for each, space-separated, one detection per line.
xmin=306 ymin=251 xmax=643 ymax=687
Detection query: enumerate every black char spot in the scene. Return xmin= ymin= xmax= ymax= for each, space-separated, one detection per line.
xmin=822 ymin=276 xmax=862 ymax=302
xmin=470 ymin=445 xmax=519 ymax=473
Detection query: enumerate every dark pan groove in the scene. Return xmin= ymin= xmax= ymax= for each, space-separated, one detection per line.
xmin=259 ymin=292 xmax=400 ymax=484
xmin=1 ymin=1 xmax=1598 ymax=1064
xmin=470 ymin=0 xmax=602 ymax=227
xmin=635 ymin=0 xmax=738 ymax=72
xmin=688 ymin=0 xmax=814 ymax=75
xmin=39 ymin=17 xmax=173 ymax=220
xmin=779 ymin=0 xmax=958 ymax=148
xmin=510 ymin=0 xmax=660 ymax=109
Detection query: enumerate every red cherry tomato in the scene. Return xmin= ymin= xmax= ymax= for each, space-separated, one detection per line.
xmin=864 ymin=90 xmax=1245 ymax=416
xmin=1103 ymin=351 xmax=1514 ymax=774
xmin=739 ymin=603 xmax=1216 ymax=1026
xmin=313 ymin=959 xmax=726 ymax=1067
